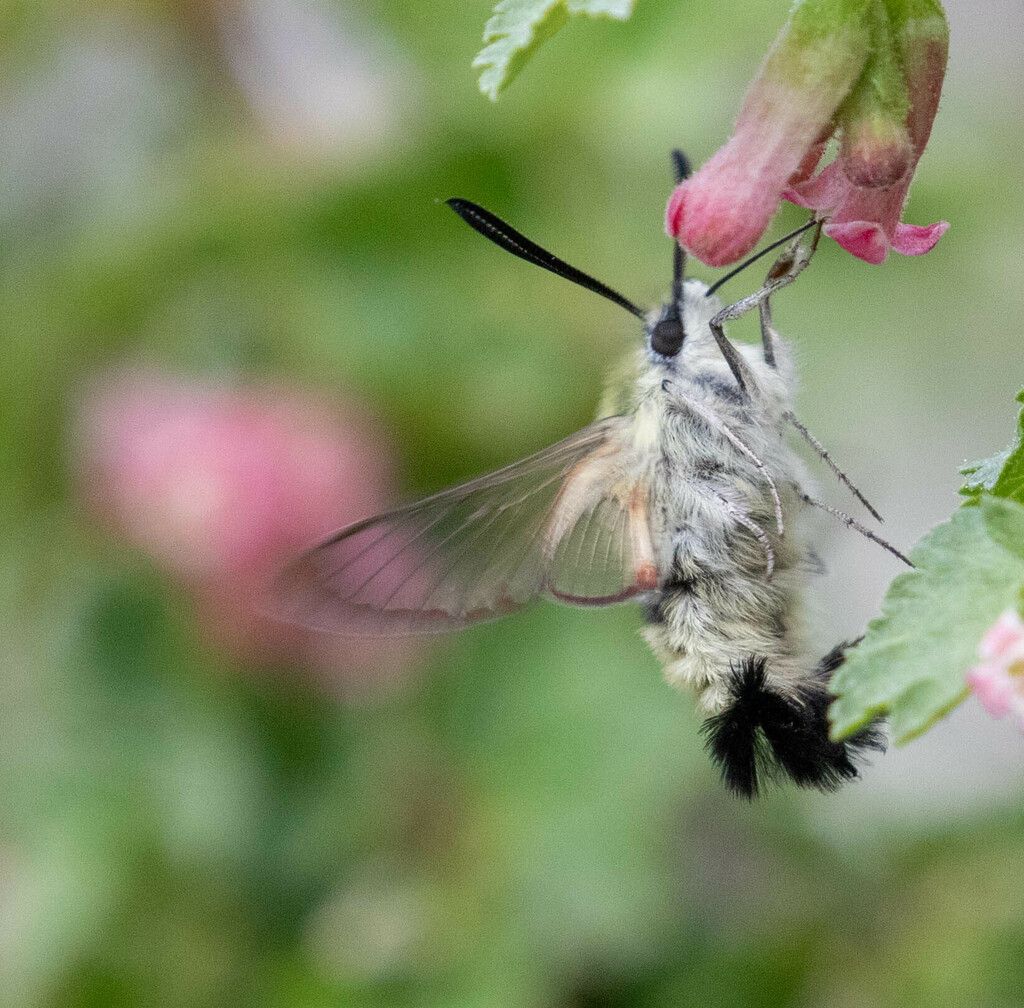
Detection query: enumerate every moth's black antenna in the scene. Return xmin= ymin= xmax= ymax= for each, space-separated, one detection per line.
xmin=669 ymin=149 xmax=690 ymax=307
xmin=446 ymin=198 xmax=646 ymax=321
xmin=670 ymin=148 xmax=692 ymax=183
xmin=706 ymin=219 xmax=818 ymax=297
xmin=650 ymin=150 xmax=690 ymax=357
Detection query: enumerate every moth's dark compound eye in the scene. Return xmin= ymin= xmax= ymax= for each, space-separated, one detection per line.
xmin=650 ymin=316 xmax=685 ymax=357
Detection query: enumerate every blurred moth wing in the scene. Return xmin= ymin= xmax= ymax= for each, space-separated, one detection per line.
xmin=278 ymin=416 xmax=660 ymax=635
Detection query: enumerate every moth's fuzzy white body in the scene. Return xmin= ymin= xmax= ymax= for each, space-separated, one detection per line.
xmin=619 ymin=280 xmax=817 ymax=715
xmin=283 ymin=201 xmax=890 ymax=796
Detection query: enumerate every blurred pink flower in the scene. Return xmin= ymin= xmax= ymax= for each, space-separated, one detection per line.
xmin=78 ymin=370 xmax=420 ymax=686
xmin=966 ymin=608 xmax=1024 ymax=730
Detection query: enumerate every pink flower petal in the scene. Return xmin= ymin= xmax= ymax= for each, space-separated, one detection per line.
xmin=978 ymin=608 xmax=1024 ymax=662
xmin=822 ymin=220 xmax=891 ymax=264
xmin=966 ymin=665 xmax=1016 ymax=719
xmin=783 ymin=161 xmax=851 ymax=210
xmin=786 ymin=172 xmax=949 ymax=264
xmin=890 ymin=219 xmax=949 ymax=257
xmin=967 ymin=609 xmax=1024 ymax=730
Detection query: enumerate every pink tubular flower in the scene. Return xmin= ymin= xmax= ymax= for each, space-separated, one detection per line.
xmin=667 ymin=0 xmax=950 ymax=267
xmin=785 ymin=6 xmax=950 ymax=264
xmin=667 ymin=0 xmax=872 ymax=267
xmin=965 ymin=608 xmax=1024 ymax=731
xmin=78 ymin=370 xmax=420 ymax=686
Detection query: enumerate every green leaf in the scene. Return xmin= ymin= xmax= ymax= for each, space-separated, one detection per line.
xmin=960 ymin=388 xmax=1024 ymax=505
xmin=473 ymin=0 xmax=636 ymax=101
xmin=829 ymin=496 xmax=1024 ymax=744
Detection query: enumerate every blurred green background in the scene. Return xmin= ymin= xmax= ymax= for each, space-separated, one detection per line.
xmin=2 ymin=1 xmax=1024 ymax=1005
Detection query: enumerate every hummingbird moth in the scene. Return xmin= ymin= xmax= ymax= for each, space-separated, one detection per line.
xmin=280 ymin=152 xmax=907 ymax=797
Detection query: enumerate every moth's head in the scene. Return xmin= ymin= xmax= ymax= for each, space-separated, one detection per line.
xmin=647 ymin=307 xmax=684 ymax=358
xmin=648 ymin=143 xmax=817 ymax=364
xmin=646 ymin=278 xmax=724 ymax=362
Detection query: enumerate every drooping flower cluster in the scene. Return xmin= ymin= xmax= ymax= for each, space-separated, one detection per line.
xmin=78 ymin=369 xmax=420 ymax=685
xmin=667 ymin=0 xmax=949 ymax=266
xmin=966 ymin=608 xmax=1024 ymax=733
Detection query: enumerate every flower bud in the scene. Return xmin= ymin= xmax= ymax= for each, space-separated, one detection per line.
xmin=837 ymin=3 xmax=914 ymax=187
xmin=841 ymin=114 xmax=913 ymax=188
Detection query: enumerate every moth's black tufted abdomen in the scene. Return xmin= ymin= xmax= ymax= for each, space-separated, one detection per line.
xmin=700 ymin=644 xmax=885 ymax=799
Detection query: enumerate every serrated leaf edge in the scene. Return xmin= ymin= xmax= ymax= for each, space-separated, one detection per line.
xmin=958 ymin=387 xmax=1024 ymax=500
xmin=473 ymin=0 xmax=636 ymax=100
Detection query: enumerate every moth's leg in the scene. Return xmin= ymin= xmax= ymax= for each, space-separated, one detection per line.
xmin=758 ymin=298 xmax=778 ymax=368
xmin=714 ymin=491 xmax=775 ymax=580
xmin=799 ymin=493 xmax=912 ymax=567
xmin=712 ymin=223 xmax=822 ymax=378
xmin=670 ymin=386 xmax=785 ymax=537
xmin=706 ymin=299 xmax=761 ymax=398
xmin=786 ymin=412 xmax=883 ymax=523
